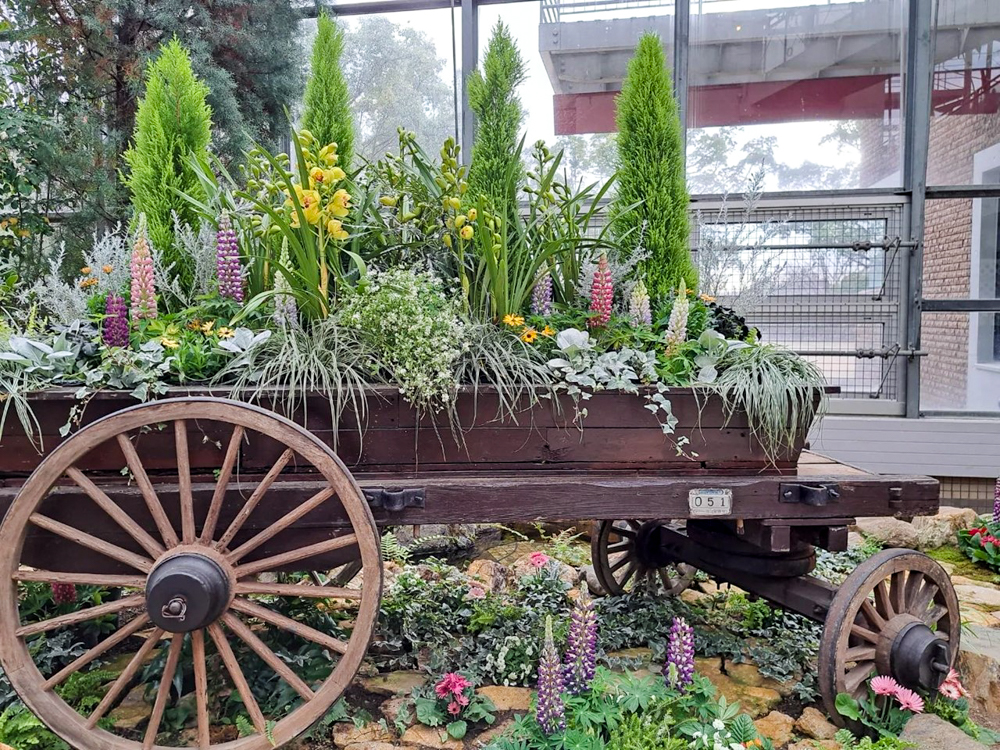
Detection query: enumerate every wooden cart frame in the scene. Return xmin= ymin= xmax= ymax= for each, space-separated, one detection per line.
xmin=0 ymin=390 xmax=959 ymax=749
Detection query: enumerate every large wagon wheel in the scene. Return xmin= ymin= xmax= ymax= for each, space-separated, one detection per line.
xmin=0 ymin=398 xmax=382 ymax=750
xmin=591 ymin=520 xmax=697 ymax=596
xmin=818 ymin=549 xmax=960 ymax=726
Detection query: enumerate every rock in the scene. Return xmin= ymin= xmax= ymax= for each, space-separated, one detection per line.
xmin=954 ymin=583 xmax=1000 ymax=608
xmin=938 ymin=560 xmax=957 ymax=575
xmin=510 ymin=553 xmax=578 ymax=586
xmin=960 ymin=606 xmax=1000 ymax=628
xmin=477 ymin=686 xmax=532 ymax=712
xmin=606 ymin=647 xmax=655 ymax=673
xmin=958 ymin=625 xmax=1000 ymax=726
xmin=343 ymin=743 xmax=399 ymax=750
xmin=694 ymin=657 xmax=781 ymax=718
xmin=474 ymin=718 xmax=515 ymax=746
xmin=787 ymin=741 xmax=840 ymax=750
xmin=697 ymin=580 xmax=746 ymax=597
xmin=109 ymin=683 xmax=152 ymax=731
xmin=380 ymin=696 xmax=413 ymax=727
xmin=901 ymin=713 xmax=987 ymax=749
xmin=360 ymin=671 xmax=426 ymax=697
xmin=680 ymin=588 xmax=711 ymax=605
xmin=847 ymin=531 xmax=866 ymax=549
xmin=854 ymin=518 xmax=920 ymax=549
xmin=332 ymin=722 xmax=395 ymax=747
xmin=795 ymin=706 xmax=838 ymax=740
xmin=466 ymin=559 xmax=508 ymax=594
xmin=754 ymin=711 xmax=795 ymax=746
xmin=399 ymin=724 xmax=463 ymax=749
xmin=581 ymin=565 xmax=606 ymax=596
xmin=952 ymin=575 xmax=999 ymax=588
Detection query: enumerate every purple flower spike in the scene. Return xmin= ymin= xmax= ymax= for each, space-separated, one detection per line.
xmin=664 ymin=615 xmax=694 ymax=692
xmin=216 ymin=212 xmax=244 ymax=303
xmin=102 ymin=294 xmax=129 ymax=348
xmin=531 ymin=272 xmax=553 ymax=317
xmin=993 ymin=477 xmax=999 ymax=525
xmin=536 ymin=616 xmax=566 ymax=735
xmin=563 ymin=584 xmax=598 ymax=696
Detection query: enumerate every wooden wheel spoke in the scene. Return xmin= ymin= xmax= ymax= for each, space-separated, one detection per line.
xmin=909 ymin=581 xmax=938 ymax=618
xmin=88 ymin=628 xmax=165 ymax=728
xmin=231 ymin=598 xmax=349 ymax=655
xmin=608 ymin=554 xmax=631 ymax=573
xmin=222 ymin=613 xmax=315 ymax=701
xmin=175 ymin=421 xmax=196 ymax=544
xmin=612 ymin=527 xmax=636 ymax=540
xmin=17 ymin=594 xmax=145 ymax=638
xmin=844 ymin=645 xmax=877 ymax=663
xmin=234 ymin=533 xmax=358 ymax=578
xmin=844 ymin=662 xmax=873 ymax=696
xmin=860 ymin=599 xmax=886 ymax=630
xmin=926 ymin=604 xmax=948 ymax=625
xmin=890 ymin=571 xmax=907 ymax=615
xmin=606 ymin=541 xmax=631 ymax=554
xmin=43 ymin=614 xmax=150 ymax=690
xmin=208 ymin=622 xmax=267 ymax=734
xmin=192 ymin=630 xmax=210 ymax=750
xmin=217 ymin=448 xmax=295 ymax=551
xmin=235 ymin=581 xmax=362 ymax=600
xmin=200 ymin=424 xmax=245 ymax=544
xmin=903 ymin=570 xmax=924 ymax=609
xmin=143 ymin=635 xmax=183 ymax=749
xmin=873 ymin=580 xmax=894 ymax=619
xmin=117 ymin=433 xmax=179 ymax=548
xmin=30 ymin=513 xmax=151 ymax=573
xmin=66 ymin=467 xmax=165 ymax=558
xmin=13 ymin=571 xmax=144 ymax=588
xmin=619 ymin=562 xmax=637 ymax=588
xmin=850 ymin=623 xmax=880 ymax=643
xmin=228 ymin=486 xmax=336 ymax=564
xmin=658 ymin=568 xmax=674 ymax=591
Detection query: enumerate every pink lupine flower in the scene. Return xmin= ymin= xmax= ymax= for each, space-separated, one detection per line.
xmin=870 ymin=675 xmax=901 ymax=697
xmin=894 ymin=687 xmax=925 ymax=713
xmin=130 ymin=216 xmax=157 ymax=321
xmin=588 ymin=254 xmax=613 ymax=328
xmin=530 ymin=552 xmax=550 ymax=568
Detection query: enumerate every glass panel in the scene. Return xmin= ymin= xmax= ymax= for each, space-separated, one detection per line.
xmin=300 ymin=10 xmax=460 ymax=163
xmin=687 ymin=0 xmax=905 ymax=192
xmin=923 ymin=196 xmax=1000 ymax=301
xmin=926 ymin=0 xmax=1000 ymax=186
xmin=921 ymin=312 xmax=1000 ymax=411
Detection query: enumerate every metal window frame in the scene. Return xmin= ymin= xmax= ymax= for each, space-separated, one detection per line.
xmin=318 ymin=0 xmax=993 ymax=419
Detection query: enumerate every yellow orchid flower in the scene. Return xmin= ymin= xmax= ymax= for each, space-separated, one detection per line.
xmin=285 ymin=185 xmax=322 ymax=226
xmin=459 ymin=225 xmax=474 ymax=241
xmin=329 ymin=188 xmax=352 ymax=218
xmin=326 ymin=218 xmax=349 ymax=241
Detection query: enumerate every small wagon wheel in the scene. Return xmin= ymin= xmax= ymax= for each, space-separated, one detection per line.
xmin=818 ymin=549 xmax=960 ymax=726
xmin=0 ymin=398 xmax=382 ymax=750
xmin=591 ymin=520 xmax=697 ymax=596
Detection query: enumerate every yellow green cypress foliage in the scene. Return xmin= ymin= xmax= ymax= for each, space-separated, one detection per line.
xmin=124 ymin=39 xmax=212 ymax=291
xmin=610 ymin=33 xmax=696 ymax=301
xmin=303 ymin=13 xmax=355 ymax=172
xmin=467 ymin=21 xmax=526 ymax=221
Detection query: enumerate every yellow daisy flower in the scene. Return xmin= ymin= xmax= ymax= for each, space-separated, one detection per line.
xmin=217 ymin=327 xmax=235 ymax=339
xmin=200 ymin=321 xmax=215 ymax=334
xmin=160 ymin=337 xmax=180 ymax=349
xmin=502 ymin=314 xmax=525 ymax=328
xmin=541 ymin=325 xmax=556 ymax=337
xmin=520 ymin=327 xmax=539 ymax=344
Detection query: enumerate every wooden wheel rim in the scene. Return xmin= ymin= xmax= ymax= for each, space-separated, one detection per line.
xmin=0 ymin=398 xmax=383 ymax=750
xmin=817 ymin=548 xmax=960 ymax=725
xmin=591 ymin=520 xmax=696 ymax=596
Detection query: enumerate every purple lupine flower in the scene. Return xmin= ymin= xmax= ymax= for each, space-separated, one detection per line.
xmin=563 ymin=584 xmax=598 ymax=696
xmin=130 ymin=216 xmax=157 ymax=321
xmin=216 ymin=212 xmax=244 ymax=303
xmin=536 ymin=616 xmax=566 ymax=735
xmin=628 ymin=280 xmax=652 ymax=326
xmin=664 ymin=616 xmax=694 ymax=692
xmin=531 ymin=272 xmax=553 ymax=317
xmin=102 ymin=293 xmax=129 ymax=348
xmin=993 ymin=477 xmax=999 ymax=525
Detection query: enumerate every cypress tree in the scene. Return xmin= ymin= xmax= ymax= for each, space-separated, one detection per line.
xmin=467 ymin=21 xmax=526 ymax=220
xmin=303 ymin=13 xmax=355 ymax=172
xmin=610 ymin=33 xmax=696 ymax=301
xmin=123 ymin=39 xmax=212 ymax=291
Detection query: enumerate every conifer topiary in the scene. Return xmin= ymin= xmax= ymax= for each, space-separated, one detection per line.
xmin=467 ymin=21 xmax=526 ymax=221
xmin=123 ymin=38 xmax=212 ymax=291
xmin=609 ymin=33 xmax=696 ymax=302
xmin=303 ymin=13 xmax=355 ymax=172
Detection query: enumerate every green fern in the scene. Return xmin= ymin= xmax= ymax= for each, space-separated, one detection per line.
xmin=56 ymin=669 xmax=117 ymax=714
xmin=236 ymin=714 xmax=255 ymax=737
xmin=381 ymin=531 xmax=411 ymax=564
xmin=0 ymin=702 xmax=69 ymax=750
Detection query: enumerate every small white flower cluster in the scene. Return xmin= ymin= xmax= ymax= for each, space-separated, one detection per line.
xmin=689 ymin=720 xmax=745 ymax=750
xmin=484 ymin=634 xmax=536 ymax=686
xmin=342 ymin=267 xmax=467 ymax=412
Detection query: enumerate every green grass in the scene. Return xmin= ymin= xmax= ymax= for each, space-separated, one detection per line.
xmin=926 ymin=546 xmax=1000 ymax=585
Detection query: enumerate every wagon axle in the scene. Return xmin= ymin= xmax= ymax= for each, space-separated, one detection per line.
xmin=146 ymin=553 xmax=231 ymax=633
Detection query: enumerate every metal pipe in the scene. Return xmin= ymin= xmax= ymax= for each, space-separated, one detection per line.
xmin=793 ymin=349 xmax=927 ymax=358
xmin=461 ymin=0 xmax=478 ymax=164
xmin=673 ymin=0 xmax=690 ymax=164
xmin=691 ymin=240 xmax=918 ymax=252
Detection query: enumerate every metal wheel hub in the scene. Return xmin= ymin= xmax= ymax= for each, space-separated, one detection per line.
xmin=634 ymin=522 xmax=681 ymax=568
xmin=146 ymin=553 xmax=230 ymax=633
xmin=882 ymin=614 xmax=951 ymax=691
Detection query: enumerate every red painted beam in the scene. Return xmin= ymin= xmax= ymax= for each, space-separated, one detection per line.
xmin=554 ymin=70 xmax=1000 ymax=134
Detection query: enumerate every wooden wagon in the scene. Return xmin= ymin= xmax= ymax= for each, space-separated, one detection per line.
xmin=0 ymin=388 xmax=959 ymax=749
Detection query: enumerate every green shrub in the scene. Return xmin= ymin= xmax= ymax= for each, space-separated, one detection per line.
xmin=303 ymin=13 xmax=355 ymax=171
xmin=467 ymin=21 xmax=526 ymax=222
xmin=957 ymin=522 xmax=1000 ymax=573
xmin=609 ymin=33 xmax=695 ymax=302
xmin=124 ymin=38 xmax=212 ymax=291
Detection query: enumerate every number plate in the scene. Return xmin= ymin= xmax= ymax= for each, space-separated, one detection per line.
xmin=688 ymin=488 xmax=733 ymax=516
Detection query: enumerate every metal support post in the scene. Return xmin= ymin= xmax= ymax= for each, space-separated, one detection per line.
xmin=673 ymin=0 xmax=690 ymax=163
xmin=461 ymin=0 xmax=478 ymax=164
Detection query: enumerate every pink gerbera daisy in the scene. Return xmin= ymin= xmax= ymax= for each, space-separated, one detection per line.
xmin=530 ymin=552 xmax=550 ymax=568
xmin=895 ymin=687 xmax=925 ymax=713
xmin=448 ymin=701 xmax=461 ymax=715
xmin=938 ymin=669 xmax=968 ymax=699
xmin=870 ymin=675 xmax=901 ymax=697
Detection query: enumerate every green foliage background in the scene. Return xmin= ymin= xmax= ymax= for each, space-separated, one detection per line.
xmin=124 ymin=39 xmax=212 ymax=289
xmin=609 ymin=33 xmax=697 ymax=301
xmin=303 ymin=14 xmax=355 ymax=171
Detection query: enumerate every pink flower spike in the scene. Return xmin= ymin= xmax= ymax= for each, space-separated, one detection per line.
xmin=894 ymin=687 xmax=925 ymax=713
xmin=870 ymin=675 xmax=901 ymax=697
xmin=530 ymin=552 xmax=550 ymax=568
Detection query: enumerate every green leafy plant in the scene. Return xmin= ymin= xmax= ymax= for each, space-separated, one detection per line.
xmin=957 ymin=522 xmax=1000 ymax=573
xmin=609 ymin=33 xmax=695 ymax=302
xmin=303 ymin=13 xmax=355 ymax=172
xmin=0 ymin=702 xmax=69 ymax=750
xmin=123 ymin=38 xmax=212 ymax=291
xmin=834 ymin=729 xmax=916 ymax=749
xmin=408 ymin=672 xmax=496 ymax=740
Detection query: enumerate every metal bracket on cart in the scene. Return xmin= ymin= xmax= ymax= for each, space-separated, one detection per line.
xmin=362 ymin=487 xmax=426 ymax=512
xmin=779 ymin=482 xmax=840 ymax=506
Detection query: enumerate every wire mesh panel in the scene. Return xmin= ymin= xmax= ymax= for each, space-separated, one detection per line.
xmin=690 ymin=197 xmax=906 ymax=404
